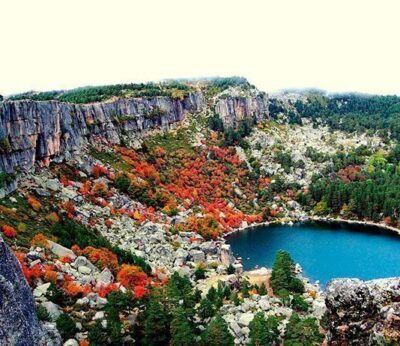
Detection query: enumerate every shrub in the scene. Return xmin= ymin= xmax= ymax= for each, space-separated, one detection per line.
xmin=2 ymin=224 xmax=16 ymax=238
xmin=291 ymin=294 xmax=309 ymax=312
xmin=56 ymin=313 xmax=77 ymax=340
xmin=36 ymin=305 xmax=50 ymax=322
xmin=116 ymin=264 xmax=148 ymax=289
xmin=31 ymin=233 xmax=49 ymax=248
xmin=114 ymin=174 xmax=131 ymax=193
xmin=194 ymin=266 xmax=206 ymax=281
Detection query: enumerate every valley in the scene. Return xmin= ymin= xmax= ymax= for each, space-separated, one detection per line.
xmin=0 ymin=78 xmax=399 ymax=345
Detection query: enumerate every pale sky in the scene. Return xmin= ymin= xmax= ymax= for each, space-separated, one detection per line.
xmin=1 ymin=0 xmax=400 ymax=96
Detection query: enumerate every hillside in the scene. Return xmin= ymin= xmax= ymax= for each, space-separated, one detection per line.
xmin=0 ymin=78 xmax=400 ymax=345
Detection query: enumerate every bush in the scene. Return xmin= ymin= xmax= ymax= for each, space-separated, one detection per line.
xmin=36 ymin=305 xmax=50 ymax=321
xmin=291 ymin=294 xmax=309 ymax=312
xmin=56 ymin=313 xmax=77 ymax=340
xmin=194 ymin=267 xmax=206 ymax=281
xmin=114 ymin=174 xmax=131 ymax=193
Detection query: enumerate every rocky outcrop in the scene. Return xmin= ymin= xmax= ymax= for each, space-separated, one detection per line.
xmin=0 ymin=93 xmax=205 ymax=173
xmin=0 ymin=89 xmax=269 ymax=174
xmin=326 ymin=278 xmax=400 ymax=345
xmin=0 ymin=236 xmax=56 ymax=345
xmin=214 ymin=93 xmax=269 ymax=128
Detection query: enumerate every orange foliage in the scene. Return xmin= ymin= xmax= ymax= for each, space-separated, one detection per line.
xmin=2 ymin=224 xmax=17 ymax=238
xmin=92 ymin=181 xmax=108 ymax=196
xmin=79 ymin=340 xmax=90 ymax=346
xmin=97 ymin=283 xmax=119 ymax=298
xmin=43 ymin=266 xmax=58 ymax=283
xmin=45 ymin=212 xmax=60 ymax=224
xmin=64 ymin=200 xmax=76 ymax=214
xmin=81 ymin=247 xmax=119 ymax=272
xmin=31 ymin=233 xmax=49 ymax=248
xmin=27 ymin=196 xmax=42 ymax=211
xmin=116 ymin=264 xmax=148 ymax=289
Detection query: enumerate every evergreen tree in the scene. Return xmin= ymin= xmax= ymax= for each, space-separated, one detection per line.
xmin=201 ymin=315 xmax=234 ymax=346
xmin=284 ymin=314 xmax=324 ymax=346
xmin=142 ymin=293 xmax=169 ymax=346
xmin=248 ymin=312 xmax=280 ymax=346
xmin=170 ymin=307 xmax=196 ymax=346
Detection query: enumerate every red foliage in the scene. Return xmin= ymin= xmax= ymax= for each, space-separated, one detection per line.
xmin=81 ymin=246 xmax=119 ymax=272
xmin=64 ymin=200 xmax=76 ymax=214
xmin=97 ymin=283 xmax=119 ymax=298
xmin=134 ymin=285 xmax=147 ymax=299
xmin=2 ymin=224 xmax=16 ymax=238
xmin=116 ymin=264 xmax=148 ymax=290
xmin=92 ymin=164 xmax=109 ymax=178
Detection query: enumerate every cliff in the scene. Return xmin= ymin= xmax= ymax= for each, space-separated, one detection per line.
xmin=0 ymin=93 xmax=205 ymax=173
xmin=0 ymin=236 xmax=57 ymax=345
xmin=214 ymin=93 xmax=269 ymax=128
xmin=326 ymin=278 xmax=400 ymax=345
xmin=0 ymin=88 xmax=269 ymax=174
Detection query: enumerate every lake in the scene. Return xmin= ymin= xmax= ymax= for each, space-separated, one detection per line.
xmin=227 ymin=221 xmax=400 ymax=287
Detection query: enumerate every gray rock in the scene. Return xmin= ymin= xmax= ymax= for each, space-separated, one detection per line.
xmin=42 ymin=302 xmax=61 ymax=322
xmin=46 ymin=179 xmax=62 ymax=191
xmin=48 ymin=241 xmax=77 ymax=260
xmin=63 ymin=340 xmax=79 ymax=346
xmin=189 ymin=249 xmax=205 ymax=263
xmin=0 ymin=236 xmax=51 ymax=345
xmin=34 ymin=282 xmax=51 ymax=298
xmin=238 ymin=312 xmax=254 ymax=327
xmin=96 ymin=268 xmax=114 ymax=284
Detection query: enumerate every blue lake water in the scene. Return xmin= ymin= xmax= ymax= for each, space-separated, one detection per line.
xmin=227 ymin=221 xmax=400 ymax=287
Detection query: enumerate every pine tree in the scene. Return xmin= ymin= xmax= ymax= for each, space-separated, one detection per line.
xmin=142 ymin=293 xmax=169 ymax=346
xmin=170 ymin=307 xmax=196 ymax=346
xmin=202 ymin=315 xmax=234 ymax=346
xmin=248 ymin=312 xmax=280 ymax=346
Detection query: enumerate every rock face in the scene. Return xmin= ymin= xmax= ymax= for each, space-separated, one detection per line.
xmin=0 ymin=236 xmax=48 ymax=345
xmin=0 ymin=93 xmax=205 ymax=173
xmin=0 ymin=90 xmax=269 ymax=174
xmin=214 ymin=94 xmax=269 ymax=128
xmin=326 ymin=278 xmax=400 ymax=345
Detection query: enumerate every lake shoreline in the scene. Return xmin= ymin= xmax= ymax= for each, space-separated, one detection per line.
xmin=224 ymin=216 xmax=400 ymax=238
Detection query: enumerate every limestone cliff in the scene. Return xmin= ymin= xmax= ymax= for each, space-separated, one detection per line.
xmin=214 ymin=94 xmax=269 ymax=128
xmin=0 ymin=88 xmax=269 ymax=174
xmin=326 ymin=278 xmax=400 ymax=345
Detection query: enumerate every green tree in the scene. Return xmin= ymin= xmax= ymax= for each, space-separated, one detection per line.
xmin=284 ymin=314 xmax=324 ymax=346
xmin=56 ymin=313 xmax=77 ymax=340
xmin=201 ymin=315 xmax=234 ymax=346
xmin=170 ymin=307 xmax=196 ymax=346
xmin=247 ymin=312 xmax=280 ymax=346
xmin=142 ymin=293 xmax=169 ymax=346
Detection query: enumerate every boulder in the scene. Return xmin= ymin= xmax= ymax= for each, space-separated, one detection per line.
xmin=48 ymin=241 xmax=77 ymax=260
xmin=41 ymin=302 xmax=61 ymax=322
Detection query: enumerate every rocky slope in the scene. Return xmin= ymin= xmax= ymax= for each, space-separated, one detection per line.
xmin=326 ymin=278 xmax=400 ymax=345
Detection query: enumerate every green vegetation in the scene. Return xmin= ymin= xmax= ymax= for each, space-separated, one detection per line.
xmin=292 ymin=93 xmax=400 ymax=141
xmin=201 ymin=315 xmax=234 ymax=346
xmin=270 ymin=251 xmax=304 ymax=296
xmin=8 ymin=82 xmax=191 ymax=104
xmin=298 ymin=144 xmax=400 ymax=225
xmin=0 ymin=172 xmax=14 ymax=189
xmin=36 ymin=305 xmax=50 ymax=322
xmin=248 ymin=312 xmax=280 ymax=346
xmin=56 ymin=313 xmax=77 ymax=340
xmin=283 ymin=313 xmax=324 ymax=346
xmin=51 ymin=219 xmax=151 ymax=273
